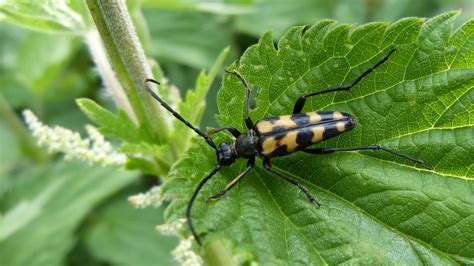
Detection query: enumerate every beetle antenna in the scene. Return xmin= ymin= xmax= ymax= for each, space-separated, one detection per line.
xmin=145 ymin=79 xmax=217 ymax=150
xmin=187 ymin=164 xmax=221 ymax=245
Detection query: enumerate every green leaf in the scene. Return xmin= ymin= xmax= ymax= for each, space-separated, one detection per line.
xmin=163 ymin=12 xmax=474 ymax=264
xmin=144 ymin=9 xmax=237 ymax=69
xmin=233 ymin=0 xmax=361 ymax=38
xmin=77 ymin=98 xmax=141 ymax=142
xmin=15 ymin=32 xmax=77 ymax=95
xmin=141 ymin=0 xmax=252 ymax=15
xmin=0 ymin=0 xmax=87 ymax=33
xmin=77 ymin=98 xmax=174 ymax=174
xmin=83 ymin=185 xmax=178 ymax=266
xmin=121 ymin=142 xmax=176 ymax=175
xmin=172 ymin=47 xmax=230 ymax=154
xmin=0 ymin=160 xmax=136 ymax=265
xmin=0 ymin=24 xmax=95 ymax=109
xmin=0 ymin=120 xmax=22 ymax=174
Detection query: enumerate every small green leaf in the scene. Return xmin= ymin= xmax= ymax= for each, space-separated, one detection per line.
xmin=77 ymin=98 xmax=141 ymax=142
xmin=163 ymin=12 xmax=474 ymax=264
xmin=121 ymin=141 xmax=175 ymax=176
xmin=172 ymin=47 xmax=230 ymax=154
xmin=125 ymin=157 xmax=162 ymax=176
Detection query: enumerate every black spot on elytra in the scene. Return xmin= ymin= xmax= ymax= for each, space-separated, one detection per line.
xmin=323 ymin=124 xmax=341 ymax=140
xmin=291 ymin=113 xmax=310 ymax=126
xmin=272 ymin=130 xmax=287 ymax=141
xmin=271 ymin=125 xmax=285 ymax=133
xmin=318 ymin=112 xmax=335 ymax=121
xmin=270 ymin=145 xmax=288 ymax=157
xmin=296 ymin=129 xmax=313 ymax=145
xmin=346 ymin=114 xmax=356 ymax=130
xmin=260 ymin=116 xmax=279 ymax=123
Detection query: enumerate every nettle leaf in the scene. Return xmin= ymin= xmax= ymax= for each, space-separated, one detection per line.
xmin=0 ymin=0 xmax=88 ymax=33
xmin=77 ymin=98 xmax=170 ymax=175
xmin=121 ymin=142 xmax=175 ymax=176
xmin=144 ymin=9 xmax=236 ymax=69
xmin=77 ymin=98 xmax=142 ymax=142
xmin=84 ymin=186 xmax=178 ymax=266
xmin=163 ymin=12 xmax=474 ymax=264
xmin=0 ymin=161 xmax=136 ymax=265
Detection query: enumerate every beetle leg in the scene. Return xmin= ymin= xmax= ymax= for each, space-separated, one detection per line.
xmin=293 ymin=48 xmax=396 ymax=114
xmin=263 ymin=158 xmax=321 ymax=207
xmin=224 ymin=69 xmax=254 ymax=130
xmin=209 ymin=157 xmax=255 ymax=200
xmin=206 ymin=127 xmax=241 ymax=138
xmin=302 ymin=145 xmax=431 ymax=169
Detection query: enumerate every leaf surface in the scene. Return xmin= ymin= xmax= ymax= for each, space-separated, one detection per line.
xmin=163 ymin=12 xmax=474 ymax=265
xmin=84 ymin=186 xmax=178 ymax=266
xmin=0 ymin=161 xmax=136 ymax=265
xmin=0 ymin=0 xmax=88 ymax=33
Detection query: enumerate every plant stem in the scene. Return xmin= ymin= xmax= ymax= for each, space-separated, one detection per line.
xmin=204 ymin=238 xmax=234 ymax=266
xmin=84 ymin=30 xmax=137 ymax=123
xmin=86 ymin=0 xmax=171 ymax=144
xmin=0 ymin=95 xmax=46 ymax=163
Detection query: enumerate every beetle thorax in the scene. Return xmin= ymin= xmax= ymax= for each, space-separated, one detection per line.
xmin=235 ymin=130 xmax=259 ymax=158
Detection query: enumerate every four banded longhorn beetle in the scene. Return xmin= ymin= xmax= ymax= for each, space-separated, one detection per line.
xmin=144 ymin=48 xmax=430 ymax=245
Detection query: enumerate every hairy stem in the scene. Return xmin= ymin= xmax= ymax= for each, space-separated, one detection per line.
xmin=86 ymin=0 xmax=171 ymax=144
xmin=84 ymin=30 xmax=137 ymax=122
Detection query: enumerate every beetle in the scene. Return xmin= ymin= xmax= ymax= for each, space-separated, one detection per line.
xmin=144 ymin=48 xmax=429 ymax=245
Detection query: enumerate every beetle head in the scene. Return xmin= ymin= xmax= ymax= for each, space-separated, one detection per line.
xmin=217 ymin=142 xmax=237 ymax=165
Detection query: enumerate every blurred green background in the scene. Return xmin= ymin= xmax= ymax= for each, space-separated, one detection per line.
xmin=0 ymin=0 xmax=472 ymax=265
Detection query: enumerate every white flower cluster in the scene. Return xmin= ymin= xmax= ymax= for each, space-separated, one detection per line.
xmin=128 ymin=186 xmax=163 ymax=208
xmin=129 ymin=185 xmax=202 ymax=265
xmin=171 ymin=236 xmax=203 ymax=266
xmin=155 ymin=218 xmax=186 ymax=236
xmin=155 ymin=218 xmax=202 ymax=265
xmin=23 ymin=109 xmax=126 ymax=166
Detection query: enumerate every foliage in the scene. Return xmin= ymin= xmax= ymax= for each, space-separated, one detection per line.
xmin=76 ymin=47 xmax=229 ymax=176
xmin=162 ymin=11 xmax=474 ymax=264
xmin=0 ymin=0 xmax=473 ymax=265
xmin=0 ymin=161 xmax=136 ymax=265
xmin=82 ymin=185 xmax=178 ymax=266
xmin=0 ymin=0 xmax=89 ymax=33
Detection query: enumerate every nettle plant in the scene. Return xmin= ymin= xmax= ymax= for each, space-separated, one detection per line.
xmin=23 ymin=3 xmax=473 ymax=265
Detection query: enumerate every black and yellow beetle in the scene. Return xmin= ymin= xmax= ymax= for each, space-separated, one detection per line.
xmin=144 ymin=48 xmax=429 ymax=245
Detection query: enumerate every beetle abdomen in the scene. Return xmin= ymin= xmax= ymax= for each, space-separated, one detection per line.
xmin=256 ymin=112 xmax=355 ymax=157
